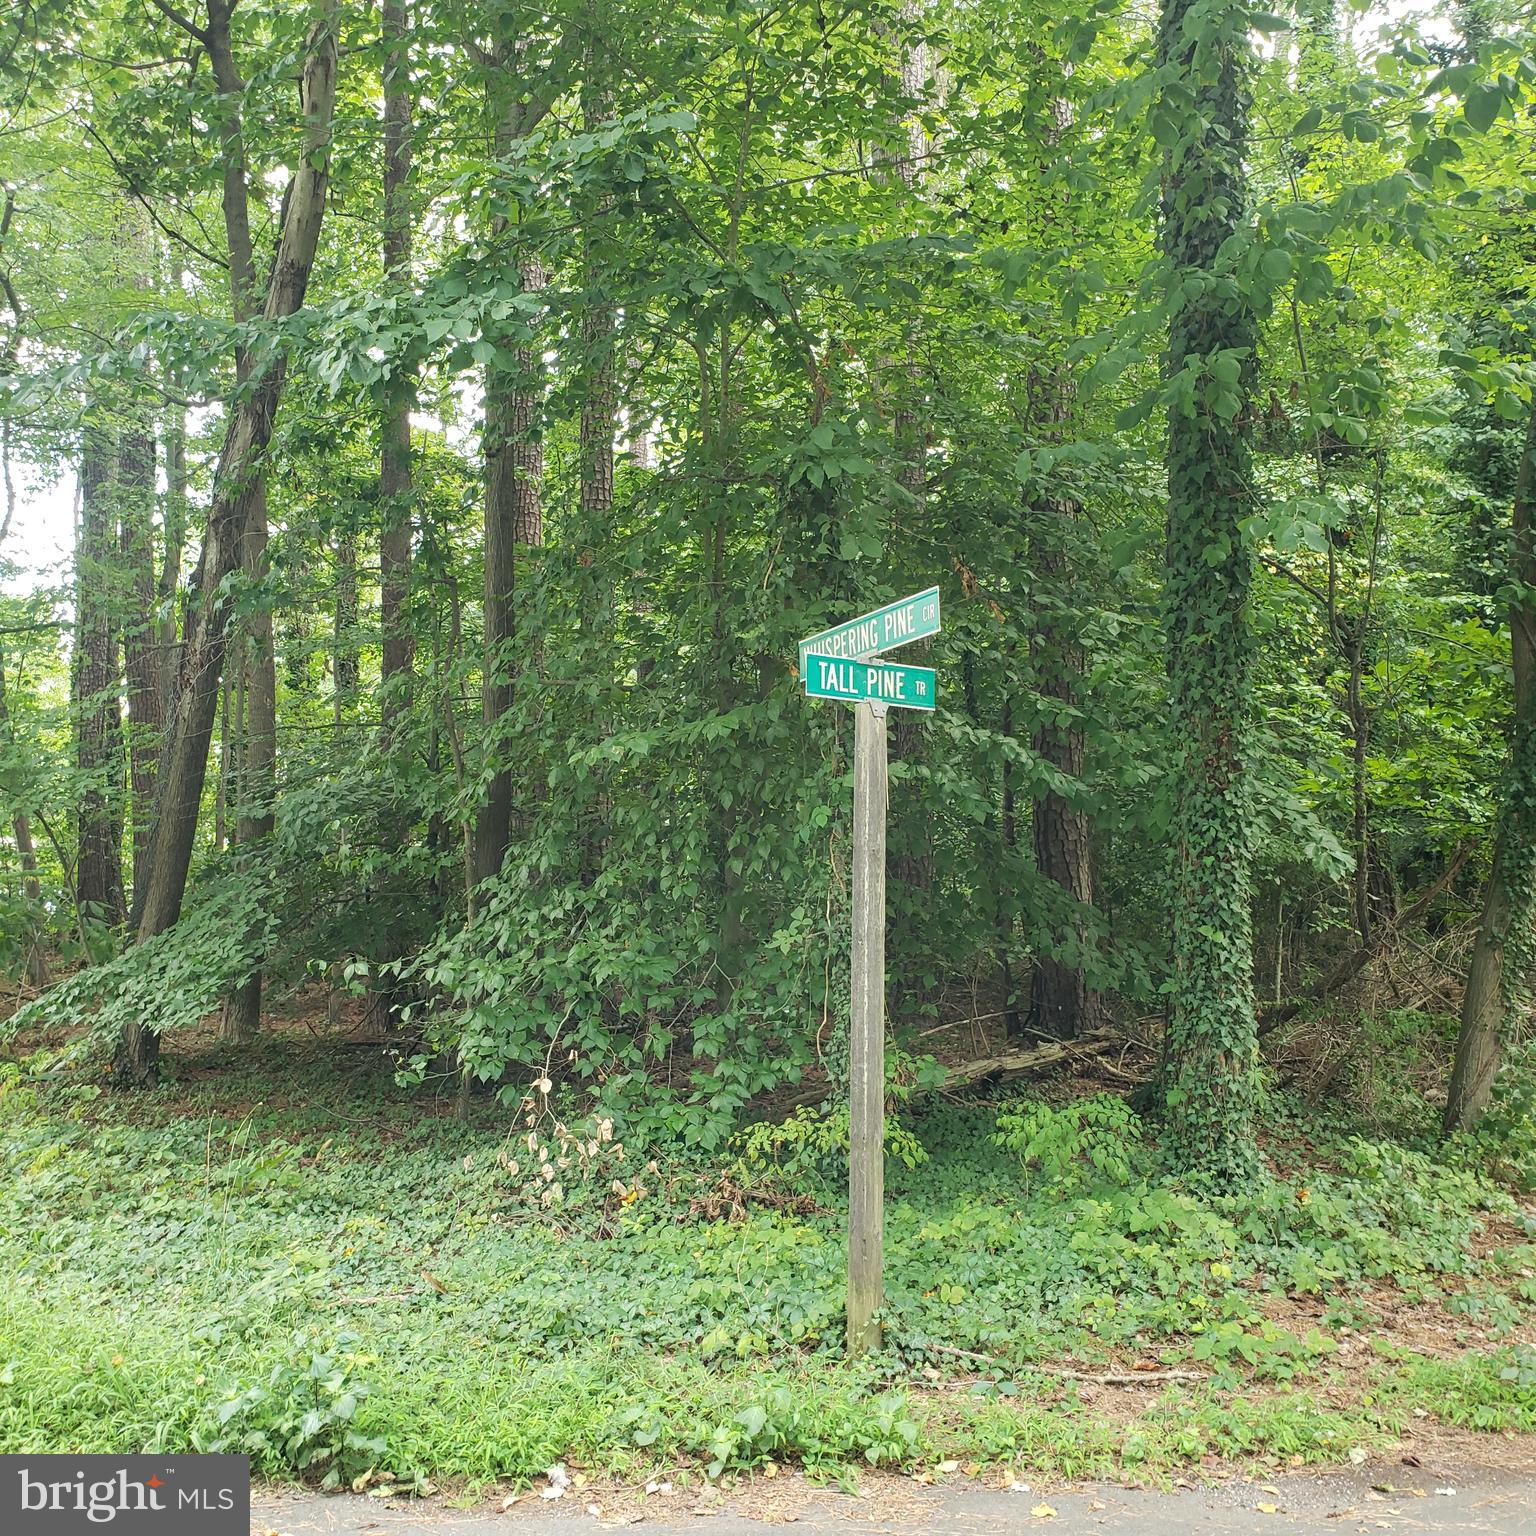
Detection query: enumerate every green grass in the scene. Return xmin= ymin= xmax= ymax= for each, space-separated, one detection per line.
xmin=0 ymin=1041 xmax=1531 ymax=1489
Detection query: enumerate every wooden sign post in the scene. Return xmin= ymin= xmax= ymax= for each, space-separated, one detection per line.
xmin=798 ymin=588 xmax=940 ymax=1357
xmin=847 ymin=698 xmax=888 ymax=1354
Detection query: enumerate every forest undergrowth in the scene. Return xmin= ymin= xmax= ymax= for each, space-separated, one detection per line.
xmin=2 ymin=1010 xmax=1533 ymax=1495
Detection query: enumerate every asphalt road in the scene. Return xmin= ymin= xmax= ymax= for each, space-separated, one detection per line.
xmin=252 ymin=1459 xmax=1536 ymax=1535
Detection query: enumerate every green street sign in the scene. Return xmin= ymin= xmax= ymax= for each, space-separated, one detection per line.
xmin=803 ymin=655 xmax=937 ymax=711
xmin=798 ymin=586 xmax=940 ymax=676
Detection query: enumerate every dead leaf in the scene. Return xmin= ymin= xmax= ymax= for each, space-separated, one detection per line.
xmin=1031 ymin=1503 xmax=1057 ymax=1519
xmin=1257 ymin=1503 xmax=1279 ymax=1515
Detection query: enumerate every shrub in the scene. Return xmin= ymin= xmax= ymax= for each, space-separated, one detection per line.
xmin=992 ymin=1095 xmax=1144 ymax=1193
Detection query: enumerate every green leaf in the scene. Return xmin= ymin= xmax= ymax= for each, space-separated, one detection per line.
xmin=1464 ymin=82 xmax=1505 ymax=134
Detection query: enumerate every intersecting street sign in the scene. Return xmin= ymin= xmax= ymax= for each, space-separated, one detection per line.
xmin=798 ymin=587 xmax=942 ymax=1358
xmin=802 ymin=655 xmax=936 ymax=711
xmin=797 ymin=585 xmax=941 ymax=678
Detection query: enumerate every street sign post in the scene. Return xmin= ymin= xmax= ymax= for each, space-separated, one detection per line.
xmin=798 ymin=588 xmax=941 ymax=1358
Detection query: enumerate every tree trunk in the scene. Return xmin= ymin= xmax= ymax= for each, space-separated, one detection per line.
xmin=0 ymin=647 xmax=50 ymax=987
xmin=379 ymin=0 xmax=415 ymax=733
xmin=333 ymin=534 xmax=358 ymax=722
xmin=1444 ymin=399 xmax=1536 ymax=1132
xmin=467 ymin=30 xmax=558 ymax=892
xmin=0 ymin=404 xmax=49 ymax=987
xmin=577 ymin=36 xmax=616 ymax=526
xmin=119 ymin=390 xmax=160 ymax=899
xmin=1026 ymin=363 xmax=1104 ymax=1042
xmin=366 ymin=0 xmax=417 ymax=1029
xmin=1028 ymin=528 xmax=1103 ymax=1041
xmin=74 ymin=416 xmax=126 ymax=930
xmin=579 ymin=311 xmax=616 ymax=517
xmin=219 ymin=486 xmax=275 ymax=1043
xmin=202 ymin=0 xmax=287 ymax=1049
xmin=473 ymin=252 xmax=545 ymax=888
xmin=158 ymin=391 xmax=188 ymax=723
xmin=14 ymin=808 xmax=49 ymax=987
xmin=118 ymin=6 xmax=339 ymax=1083
xmin=1156 ymin=0 xmax=1261 ymax=1182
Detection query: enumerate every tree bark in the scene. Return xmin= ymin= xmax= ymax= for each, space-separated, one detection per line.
xmin=118 ymin=300 xmax=160 ymax=901
xmin=1026 ymin=367 xmax=1104 ymax=1042
xmin=0 ymin=646 xmax=50 ymax=987
xmin=333 ymin=533 xmax=358 ymax=721
xmin=219 ymin=487 xmax=275 ymax=1043
xmin=200 ymin=0 xmax=286 ymax=1048
xmin=1028 ymin=567 xmax=1103 ymax=1039
xmin=118 ymin=6 xmax=339 ymax=1083
xmin=74 ymin=416 xmax=126 ymax=930
xmin=379 ymin=0 xmax=415 ymax=733
xmin=473 ymin=233 xmax=545 ymax=889
xmin=158 ymin=390 xmax=188 ymax=723
xmin=1444 ymin=400 xmax=1536 ymax=1132
xmin=577 ymin=45 xmax=617 ymax=526
xmin=1013 ymin=57 xmax=1102 ymax=1042
xmin=364 ymin=0 xmax=418 ymax=1028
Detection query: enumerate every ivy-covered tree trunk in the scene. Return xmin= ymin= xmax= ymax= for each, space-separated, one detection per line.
xmin=120 ymin=7 xmax=339 ymax=1083
xmin=1444 ymin=400 xmax=1536 ymax=1132
xmin=1155 ymin=0 xmax=1261 ymax=1181
xmin=74 ymin=415 xmax=126 ymax=929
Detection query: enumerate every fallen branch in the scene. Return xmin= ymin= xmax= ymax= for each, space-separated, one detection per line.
xmin=1045 ymin=1367 xmax=1207 ymax=1385
xmin=1259 ymin=843 xmax=1474 ymax=1036
xmin=925 ymin=1342 xmax=994 ymax=1364
xmin=922 ymin=1343 xmax=1206 ymax=1385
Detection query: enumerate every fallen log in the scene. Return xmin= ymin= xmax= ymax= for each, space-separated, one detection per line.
xmin=746 ymin=1030 xmax=1124 ymax=1121
xmin=939 ymin=1030 xmax=1119 ymax=1092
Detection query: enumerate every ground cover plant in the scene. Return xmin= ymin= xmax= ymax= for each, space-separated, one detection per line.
xmin=1 ymin=1028 xmax=1531 ymax=1490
